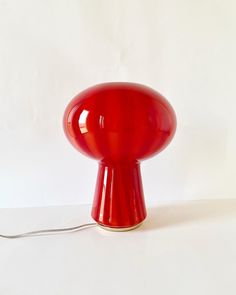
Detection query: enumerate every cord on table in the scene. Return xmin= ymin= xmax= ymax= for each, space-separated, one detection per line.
xmin=0 ymin=223 xmax=97 ymax=239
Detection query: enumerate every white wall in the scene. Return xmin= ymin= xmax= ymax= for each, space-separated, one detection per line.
xmin=0 ymin=0 xmax=236 ymax=208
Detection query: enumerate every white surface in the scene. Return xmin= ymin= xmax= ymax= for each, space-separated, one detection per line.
xmin=0 ymin=200 xmax=236 ymax=295
xmin=0 ymin=0 xmax=236 ymax=207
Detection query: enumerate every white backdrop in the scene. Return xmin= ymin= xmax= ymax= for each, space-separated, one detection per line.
xmin=0 ymin=0 xmax=235 ymax=208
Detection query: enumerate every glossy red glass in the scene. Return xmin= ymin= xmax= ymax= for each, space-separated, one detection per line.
xmin=63 ymin=82 xmax=176 ymax=230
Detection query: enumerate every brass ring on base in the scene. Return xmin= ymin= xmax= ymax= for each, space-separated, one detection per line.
xmin=97 ymin=222 xmax=143 ymax=232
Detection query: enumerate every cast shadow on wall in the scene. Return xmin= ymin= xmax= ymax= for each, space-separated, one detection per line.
xmin=139 ymin=199 xmax=236 ymax=231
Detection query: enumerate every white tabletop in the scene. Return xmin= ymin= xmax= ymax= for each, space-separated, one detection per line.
xmin=0 ymin=200 xmax=235 ymax=295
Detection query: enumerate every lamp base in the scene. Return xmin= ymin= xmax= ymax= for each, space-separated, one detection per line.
xmin=97 ymin=222 xmax=143 ymax=232
xmin=92 ymin=161 xmax=147 ymax=228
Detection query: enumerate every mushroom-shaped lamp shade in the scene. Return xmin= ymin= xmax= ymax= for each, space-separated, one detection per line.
xmin=63 ymin=83 xmax=176 ymax=230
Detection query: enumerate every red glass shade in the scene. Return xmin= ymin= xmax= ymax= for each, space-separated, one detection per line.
xmin=63 ymin=82 xmax=176 ymax=230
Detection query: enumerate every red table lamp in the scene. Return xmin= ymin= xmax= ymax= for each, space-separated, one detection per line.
xmin=63 ymin=82 xmax=176 ymax=231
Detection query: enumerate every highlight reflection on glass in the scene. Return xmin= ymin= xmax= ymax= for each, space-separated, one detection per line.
xmin=78 ymin=110 xmax=89 ymax=134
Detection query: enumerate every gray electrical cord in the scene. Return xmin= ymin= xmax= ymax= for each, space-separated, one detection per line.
xmin=0 ymin=222 xmax=97 ymax=239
